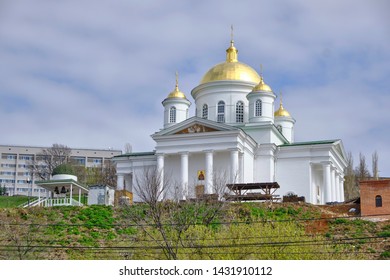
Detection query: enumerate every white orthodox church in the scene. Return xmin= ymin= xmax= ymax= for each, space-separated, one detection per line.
xmin=113 ymin=37 xmax=347 ymax=205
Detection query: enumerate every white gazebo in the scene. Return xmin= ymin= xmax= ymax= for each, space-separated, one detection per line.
xmin=28 ymin=174 xmax=89 ymax=207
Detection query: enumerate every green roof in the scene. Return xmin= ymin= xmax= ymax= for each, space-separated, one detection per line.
xmin=113 ymin=151 xmax=156 ymax=158
xmin=279 ymin=139 xmax=339 ymax=147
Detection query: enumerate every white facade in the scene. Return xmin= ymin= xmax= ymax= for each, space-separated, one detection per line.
xmin=113 ymin=39 xmax=347 ymax=205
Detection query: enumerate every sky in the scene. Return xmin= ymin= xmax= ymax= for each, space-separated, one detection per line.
xmin=0 ymin=0 xmax=389 ymax=176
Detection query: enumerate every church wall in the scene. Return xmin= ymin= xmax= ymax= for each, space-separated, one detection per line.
xmin=254 ymin=144 xmax=277 ymax=183
xmin=163 ymin=154 xmax=181 ymax=193
xmin=242 ymin=150 xmax=254 ymax=183
xmin=243 ymin=126 xmax=272 ymax=144
xmin=213 ymin=151 xmax=232 ymax=182
xmin=275 ymin=157 xmax=311 ymax=201
xmin=192 ymin=81 xmax=256 ymax=124
xmin=163 ymin=101 xmax=190 ymax=128
xmin=310 ymin=164 xmax=324 ymax=204
xmin=248 ymin=93 xmax=275 ymax=123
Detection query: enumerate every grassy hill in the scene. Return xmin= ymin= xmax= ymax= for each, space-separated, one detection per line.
xmin=0 ymin=201 xmax=388 ymax=260
xmin=0 ymin=196 xmax=29 ymax=208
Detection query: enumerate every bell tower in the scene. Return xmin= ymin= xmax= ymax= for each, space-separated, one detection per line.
xmin=162 ymin=72 xmax=191 ymax=128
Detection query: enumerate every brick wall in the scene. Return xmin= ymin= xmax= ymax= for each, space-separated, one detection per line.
xmin=360 ymin=179 xmax=390 ymax=216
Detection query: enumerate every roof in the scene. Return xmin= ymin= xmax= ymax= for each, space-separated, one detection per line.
xmin=279 ymin=139 xmax=339 ymax=147
xmin=113 ymin=151 xmax=156 ymax=158
xmin=35 ymin=178 xmax=89 ymax=193
xmin=226 ymin=182 xmax=280 ymax=190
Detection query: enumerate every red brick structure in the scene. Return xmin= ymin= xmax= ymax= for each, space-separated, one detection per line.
xmin=360 ymin=179 xmax=390 ymax=216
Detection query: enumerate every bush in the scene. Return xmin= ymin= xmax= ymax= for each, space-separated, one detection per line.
xmin=52 ymin=164 xmax=75 ymax=176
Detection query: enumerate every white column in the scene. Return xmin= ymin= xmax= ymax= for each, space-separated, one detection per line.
xmin=70 ymin=184 xmax=73 ymax=205
xmin=180 ymin=152 xmax=189 ymax=200
xmin=117 ymin=174 xmax=124 ymax=191
xmin=205 ymin=150 xmax=213 ymax=194
xmin=78 ymin=188 xmax=81 ymax=205
xmin=323 ymin=162 xmax=331 ymax=204
xmin=310 ymin=163 xmax=317 ymax=204
xmin=331 ymin=167 xmax=336 ymax=202
xmin=156 ymin=153 xmax=165 ymax=200
xmin=230 ymin=149 xmax=239 ymax=183
xmin=239 ymin=151 xmax=244 ymax=183
xmin=335 ymin=173 xmax=341 ymax=202
xmin=340 ymin=177 xmax=345 ymax=202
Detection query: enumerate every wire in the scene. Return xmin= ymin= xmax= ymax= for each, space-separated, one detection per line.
xmin=0 ymin=212 xmax=387 ymax=228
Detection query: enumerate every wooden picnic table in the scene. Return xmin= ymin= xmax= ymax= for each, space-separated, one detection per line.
xmin=225 ymin=182 xmax=280 ymax=202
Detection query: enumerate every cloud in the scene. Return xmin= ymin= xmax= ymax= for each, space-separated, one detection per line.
xmin=0 ymin=0 xmax=389 ymax=175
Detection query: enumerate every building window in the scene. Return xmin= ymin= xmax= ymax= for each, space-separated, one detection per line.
xmin=236 ymin=101 xmax=244 ymax=123
xmin=277 ymin=125 xmax=283 ymax=133
xmin=217 ymin=101 xmax=225 ymax=123
xmin=2 ymin=154 xmax=17 ymax=160
xmin=71 ymin=157 xmax=86 ymax=165
xmin=375 ymin=195 xmax=382 ymax=207
xmin=19 ymin=155 xmax=33 ymax=160
xmin=169 ymin=106 xmax=176 ymax=123
xmin=202 ymin=104 xmax=208 ymax=119
xmin=255 ymin=99 xmax=262 ymax=117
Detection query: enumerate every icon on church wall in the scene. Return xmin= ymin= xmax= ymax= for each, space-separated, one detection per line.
xmin=197 ymin=170 xmax=205 ymax=181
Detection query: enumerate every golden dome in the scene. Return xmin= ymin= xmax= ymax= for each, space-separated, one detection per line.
xmin=167 ymin=86 xmax=186 ymax=99
xmin=252 ymin=76 xmax=272 ymax=92
xmin=200 ymin=40 xmax=260 ymax=84
xmin=166 ymin=72 xmax=188 ymax=99
xmin=274 ymin=104 xmax=291 ymax=117
xmin=274 ymin=95 xmax=291 ymax=117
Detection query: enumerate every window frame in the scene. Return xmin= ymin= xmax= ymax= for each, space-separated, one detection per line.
xmin=375 ymin=195 xmax=382 ymax=207
xmin=169 ymin=106 xmax=176 ymax=123
xmin=255 ymin=99 xmax=262 ymax=117
xmin=236 ymin=101 xmax=244 ymax=123
xmin=217 ymin=101 xmax=225 ymax=123
xmin=202 ymin=104 xmax=208 ymax=119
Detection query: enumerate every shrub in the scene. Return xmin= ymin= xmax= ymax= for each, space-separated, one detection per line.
xmin=52 ymin=164 xmax=75 ymax=176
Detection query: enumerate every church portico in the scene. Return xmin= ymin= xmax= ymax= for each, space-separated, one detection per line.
xmin=156 ymin=147 xmax=247 ymax=199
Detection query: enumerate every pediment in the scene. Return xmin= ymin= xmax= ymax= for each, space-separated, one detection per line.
xmin=153 ymin=117 xmax=239 ymax=137
xmin=175 ymin=123 xmax=219 ymax=134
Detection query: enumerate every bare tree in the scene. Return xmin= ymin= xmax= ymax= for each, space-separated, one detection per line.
xmin=372 ymin=151 xmax=379 ymax=180
xmin=355 ymin=152 xmax=371 ymax=182
xmin=212 ymin=169 xmax=233 ymax=200
xmin=344 ymin=152 xmax=358 ymax=200
xmin=124 ymin=143 xmax=132 ymax=154
xmin=29 ymin=143 xmax=71 ymax=180
xmin=0 ymin=217 xmax=41 ymax=260
xmin=126 ymin=167 xmax=224 ymax=260
xmin=129 ymin=167 xmax=178 ymax=259
xmin=134 ymin=166 xmax=167 ymax=204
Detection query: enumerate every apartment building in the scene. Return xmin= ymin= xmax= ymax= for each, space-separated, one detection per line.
xmin=0 ymin=145 xmax=122 ymax=196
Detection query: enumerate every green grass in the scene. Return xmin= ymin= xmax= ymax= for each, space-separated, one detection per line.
xmin=0 ymin=196 xmax=29 ymax=208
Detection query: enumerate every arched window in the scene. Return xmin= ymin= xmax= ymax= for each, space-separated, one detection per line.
xmin=236 ymin=101 xmax=244 ymax=123
xmin=255 ymin=99 xmax=262 ymax=117
xmin=376 ymin=195 xmax=382 ymax=207
xmin=202 ymin=104 xmax=208 ymax=119
xmin=217 ymin=101 xmax=225 ymax=123
xmin=277 ymin=125 xmax=283 ymax=133
xmin=169 ymin=106 xmax=176 ymax=123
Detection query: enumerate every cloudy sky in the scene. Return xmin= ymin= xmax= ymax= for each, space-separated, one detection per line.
xmin=0 ymin=0 xmax=389 ymax=175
